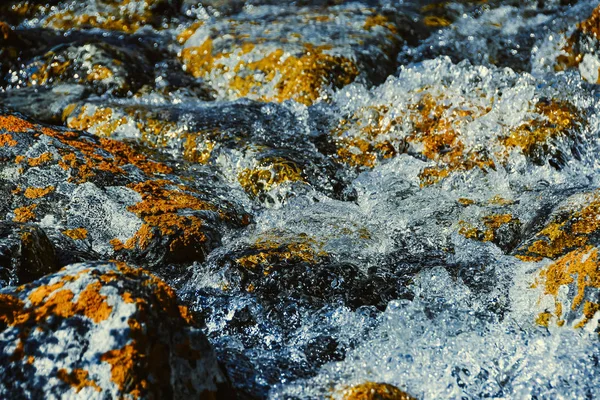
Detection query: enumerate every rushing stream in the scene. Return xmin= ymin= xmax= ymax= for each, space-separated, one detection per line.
xmin=1 ymin=1 xmax=600 ymax=399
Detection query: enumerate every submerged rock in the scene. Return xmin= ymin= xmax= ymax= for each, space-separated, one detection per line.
xmin=0 ymin=261 xmax=230 ymax=399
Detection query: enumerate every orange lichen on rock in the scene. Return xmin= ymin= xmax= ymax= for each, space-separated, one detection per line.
xmin=518 ymin=191 xmax=600 ymax=261
xmin=535 ymin=246 xmax=600 ymax=328
xmin=66 ymin=106 xmax=128 ymax=138
xmin=0 ymin=115 xmax=35 ymax=133
xmin=238 ymin=157 xmax=305 ymax=197
xmin=332 ymin=105 xmax=399 ymax=168
xmin=337 ymin=382 xmax=416 ymax=400
xmin=57 ymin=368 xmax=101 ymax=393
xmin=236 ymin=233 xmax=328 ymax=275
xmin=86 ymin=65 xmax=114 ymax=82
xmin=0 ymin=133 xmax=18 ymax=147
xmin=459 ymin=214 xmax=520 ymax=243
xmin=42 ymin=9 xmax=156 ymax=34
xmin=500 ymin=100 xmax=581 ymax=158
xmin=556 ymin=5 xmax=600 ymax=70
xmin=62 ymin=228 xmax=88 ymax=240
xmin=23 ymin=186 xmax=54 ymax=199
xmin=13 ymin=205 xmax=37 ymax=223
xmin=363 ymin=15 xmax=398 ymax=34
xmin=112 ymin=180 xmax=217 ymax=253
xmin=181 ymin=40 xmax=359 ymax=105
xmin=27 ymin=152 xmax=54 ymax=167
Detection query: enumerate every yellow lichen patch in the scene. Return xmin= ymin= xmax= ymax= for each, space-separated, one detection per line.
xmin=0 ymin=115 xmax=36 ymax=133
xmin=23 ymin=186 xmax=54 ymax=199
xmin=518 ymin=191 xmax=600 ymax=261
xmin=536 ymin=312 xmax=552 ymax=327
xmin=458 ymin=198 xmax=475 ymax=206
xmin=42 ymin=10 xmax=153 ymax=34
xmin=363 ymin=15 xmax=398 ymax=34
xmin=57 ymin=368 xmax=101 ymax=393
xmin=27 ymin=152 xmax=54 ymax=167
xmin=13 ymin=205 xmax=37 ymax=223
xmin=337 ymin=382 xmax=416 ymax=400
xmin=331 ymin=105 xmax=400 ymax=167
xmin=535 ymin=246 xmax=600 ymax=327
xmin=458 ymin=214 xmax=519 ymax=243
xmin=182 ymin=134 xmax=215 ymax=164
xmin=62 ymin=228 xmax=88 ymax=240
xmin=423 ymin=15 xmax=452 ymax=27
xmin=501 ymin=100 xmax=581 ymax=158
xmin=29 ymin=59 xmax=71 ymax=86
xmin=66 ymin=106 xmax=128 ymax=138
xmin=114 ymin=180 xmax=217 ymax=253
xmin=87 ymin=65 xmax=114 ymax=82
xmin=181 ymin=40 xmax=359 ymax=105
xmin=0 ymin=133 xmax=18 ymax=147
xmin=236 ymin=233 xmax=328 ymax=276
xmin=177 ymin=21 xmax=204 ymax=44
xmin=238 ymin=157 xmax=305 ymax=197
xmin=556 ymin=5 xmax=600 ymax=70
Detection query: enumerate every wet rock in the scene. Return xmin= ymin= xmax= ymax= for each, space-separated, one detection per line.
xmin=62 ymin=99 xmax=352 ymax=202
xmin=515 ymin=190 xmax=600 ymax=262
xmin=0 ymin=85 xmax=89 ymax=124
xmin=216 ymin=231 xmax=403 ymax=310
xmin=0 ymin=222 xmax=58 ymax=288
xmin=556 ymin=4 xmax=600 ymax=83
xmin=335 ymin=382 xmax=416 ymax=400
xmin=531 ymin=245 xmax=600 ymax=330
xmin=2 ymin=0 xmax=183 ymax=33
xmin=179 ymin=4 xmax=406 ymax=105
xmin=7 ymin=39 xmax=154 ymax=96
xmin=323 ymin=59 xmax=587 ymax=186
xmin=0 ymin=110 xmax=250 ymax=269
xmin=0 ymin=261 xmax=230 ymax=399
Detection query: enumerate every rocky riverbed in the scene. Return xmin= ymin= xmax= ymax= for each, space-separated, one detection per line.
xmin=1 ymin=0 xmax=600 ymax=399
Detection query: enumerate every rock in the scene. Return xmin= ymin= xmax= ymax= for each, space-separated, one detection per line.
xmin=335 ymin=382 xmax=416 ymax=400
xmin=0 ymin=222 xmax=59 ymax=288
xmin=0 ymin=85 xmax=89 ymax=124
xmin=61 ymin=99 xmax=352 ymax=202
xmin=516 ymin=190 xmax=600 ymax=262
xmin=7 ymin=39 xmax=154 ymax=96
xmin=531 ymin=245 xmax=600 ymax=330
xmin=0 ymin=110 xmax=250 ymax=269
xmin=178 ymin=4 xmax=406 ymax=105
xmin=1 ymin=0 xmax=182 ymax=33
xmin=323 ymin=59 xmax=587 ymax=186
xmin=556 ymin=4 xmax=600 ymax=83
xmin=0 ymin=261 xmax=231 ymax=399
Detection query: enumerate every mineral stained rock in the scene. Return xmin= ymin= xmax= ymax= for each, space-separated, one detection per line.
xmin=0 ymin=261 xmax=229 ymax=399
